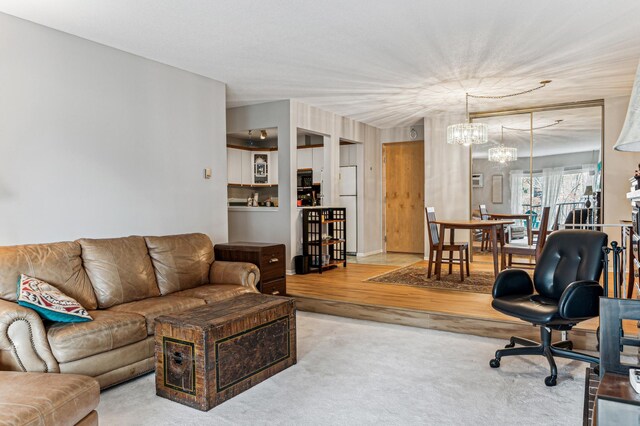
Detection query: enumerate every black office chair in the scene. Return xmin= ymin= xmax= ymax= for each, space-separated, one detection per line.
xmin=489 ymin=230 xmax=607 ymax=386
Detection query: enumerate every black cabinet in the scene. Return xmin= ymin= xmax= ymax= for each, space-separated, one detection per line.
xmin=301 ymin=207 xmax=347 ymax=273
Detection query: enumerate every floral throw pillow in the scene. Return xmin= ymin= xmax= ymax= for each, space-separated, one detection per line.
xmin=17 ymin=274 xmax=92 ymax=323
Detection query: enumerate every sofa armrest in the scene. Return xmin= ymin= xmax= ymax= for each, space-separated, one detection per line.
xmin=492 ymin=269 xmax=534 ymax=299
xmin=0 ymin=299 xmax=59 ymax=373
xmin=558 ymin=280 xmax=603 ymax=320
xmin=210 ymin=261 xmax=260 ymax=293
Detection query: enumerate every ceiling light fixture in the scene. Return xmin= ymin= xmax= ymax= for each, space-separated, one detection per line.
xmin=260 ymin=129 xmax=268 ymax=140
xmin=502 ymin=119 xmax=563 ymax=132
xmin=488 ymin=126 xmax=518 ymax=164
xmin=447 ymin=80 xmax=552 ymax=147
xmin=614 ymin=61 xmax=640 ymax=151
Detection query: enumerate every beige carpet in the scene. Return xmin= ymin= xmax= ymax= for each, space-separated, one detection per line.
xmin=366 ymin=265 xmax=496 ymax=293
xmin=97 ymin=312 xmax=586 ymax=425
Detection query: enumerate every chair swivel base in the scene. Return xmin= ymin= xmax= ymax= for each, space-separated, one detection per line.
xmin=489 ymin=327 xmax=599 ymax=387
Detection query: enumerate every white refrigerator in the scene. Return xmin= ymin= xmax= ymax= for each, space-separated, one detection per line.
xmin=339 ymin=166 xmax=357 ymax=254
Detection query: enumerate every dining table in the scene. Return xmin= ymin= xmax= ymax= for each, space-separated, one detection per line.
xmin=433 ymin=219 xmax=514 ymax=279
xmin=489 ymin=213 xmax=532 ymax=243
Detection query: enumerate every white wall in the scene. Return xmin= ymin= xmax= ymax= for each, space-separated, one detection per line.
xmin=0 ymin=13 xmax=228 ymax=245
xmin=293 ymin=102 xmax=383 ymax=258
xmin=380 ymin=125 xmax=424 ymax=143
xmin=424 ymin=114 xmax=471 ymax=255
xmin=604 ymin=96 xmax=639 ymax=244
xmin=226 ymin=100 xmax=293 ymax=266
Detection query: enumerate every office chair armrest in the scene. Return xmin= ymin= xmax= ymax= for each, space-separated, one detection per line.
xmin=558 ymin=280 xmax=603 ymax=320
xmin=492 ymin=269 xmax=533 ymax=299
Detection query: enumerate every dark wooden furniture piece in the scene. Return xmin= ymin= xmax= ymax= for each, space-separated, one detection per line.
xmin=425 ymin=207 xmax=469 ymax=281
xmin=155 ymin=293 xmax=297 ymax=411
xmin=594 ymin=373 xmax=640 ymax=425
xmin=595 ymin=297 xmax=640 ymax=424
xmin=500 ymin=206 xmax=550 ymax=270
xmin=301 ymin=207 xmax=347 ymax=273
xmin=214 ymin=242 xmax=286 ymax=296
xmin=433 ymin=218 xmax=513 ymax=279
xmin=479 ymin=204 xmax=492 ymax=251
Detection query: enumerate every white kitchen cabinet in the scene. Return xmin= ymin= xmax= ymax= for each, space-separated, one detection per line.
xmin=270 ymin=151 xmax=278 ymax=185
xmin=297 ymin=148 xmax=313 ymax=169
xmin=241 ymin=150 xmax=252 ymax=185
xmin=227 ymin=148 xmax=242 ymax=184
xmin=312 ymin=147 xmax=323 ymax=184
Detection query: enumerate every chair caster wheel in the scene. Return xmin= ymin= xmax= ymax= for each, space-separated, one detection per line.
xmin=490 ymin=358 xmax=500 ymax=368
xmin=544 ymin=375 xmax=557 ymax=387
xmin=505 ymin=342 xmax=515 ymax=348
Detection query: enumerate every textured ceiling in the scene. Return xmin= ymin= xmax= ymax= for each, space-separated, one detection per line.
xmin=1 ymin=1 xmax=640 ymax=128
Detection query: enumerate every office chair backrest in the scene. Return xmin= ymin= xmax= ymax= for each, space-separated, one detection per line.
xmin=425 ymin=207 xmax=439 ymax=248
xmin=533 ymin=230 xmax=607 ymax=300
xmin=479 ymin=204 xmax=490 ymax=220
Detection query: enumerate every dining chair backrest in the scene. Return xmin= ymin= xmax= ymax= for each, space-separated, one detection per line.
xmin=425 ymin=207 xmax=439 ymax=248
xmin=552 ymin=204 xmax=563 ymax=231
xmin=479 ymin=204 xmax=490 ymax=220
xmin=535 ymin=206 xmax=551 ymax=259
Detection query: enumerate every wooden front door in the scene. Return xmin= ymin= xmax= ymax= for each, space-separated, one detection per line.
xmin=384 ymin=141 xmax=425 ymax=253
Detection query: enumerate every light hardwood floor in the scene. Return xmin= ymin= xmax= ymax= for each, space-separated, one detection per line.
xmin=288 ymin=253 xmax=636 ymax=352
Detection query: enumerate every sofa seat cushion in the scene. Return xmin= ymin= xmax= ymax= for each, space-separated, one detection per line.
xmin=145 ymin=233 xmax=214 ymax=295
xmin=47 ymin=310 xmax=147 ymax=363
xmin=0 ymin=241 xmax=97 ymax=309
xmin=108 ymin=295 xmax=205 ymax=335
xmin=0 ymin=371 xmax=99 ymax=426
xmin=172 ymin=284 xmax=253 ymax=303
xmin=78 ymin=236 xmax=160 ymax=309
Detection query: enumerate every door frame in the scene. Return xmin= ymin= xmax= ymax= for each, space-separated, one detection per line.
xmin=382 ymin=140 xmax=425 ymax=254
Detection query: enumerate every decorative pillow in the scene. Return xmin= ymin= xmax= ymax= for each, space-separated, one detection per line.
xmin=17 ymin=274 xmax=92 ymax=323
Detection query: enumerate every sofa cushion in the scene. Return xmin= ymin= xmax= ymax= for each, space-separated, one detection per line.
xmin=108 ymin=295 xmax=205 ymax=335
xmin=172 ymin=284 xmax=253 ymax=303
xmin=78 ymin=236 xmax=160 ymax=308
xmin=144 ymin=233 xmax=214 ymax=295
xmin=18 ymin=274 xmax=92 ymax=323
xmin=0 ymin=241 xmax=97 ymax=309
xmin=0 ymin=371 xmax=99 ymax=426
xmin=47 ymin=310 xmax=147 ymax=363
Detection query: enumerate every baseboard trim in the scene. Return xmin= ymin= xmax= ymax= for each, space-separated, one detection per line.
xmin=356 ymin=249 xmax=383 ymax=257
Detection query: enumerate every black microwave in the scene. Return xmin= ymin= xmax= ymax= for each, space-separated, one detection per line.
xmin=297 ymin=170 xmax=312 ymax=188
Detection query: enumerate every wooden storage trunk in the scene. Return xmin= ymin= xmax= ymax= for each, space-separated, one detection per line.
xmin=155 ymin=293 xmax=296 ymax=411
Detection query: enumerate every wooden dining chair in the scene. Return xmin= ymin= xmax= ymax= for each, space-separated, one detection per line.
xmin=479 ymin=204 xmax=491 ymax=251
xmin=425 ymin=207 xmax=470 ymax=281
xmin=501 ymin=206 xmax=551 ymax=269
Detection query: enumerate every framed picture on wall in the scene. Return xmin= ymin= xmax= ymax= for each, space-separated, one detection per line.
xmin=492 ymin=175 xmax=503 ymax=204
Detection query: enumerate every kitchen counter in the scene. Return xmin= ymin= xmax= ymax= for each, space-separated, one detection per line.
xmin=228 ymin=206 xmax=279 ymax=212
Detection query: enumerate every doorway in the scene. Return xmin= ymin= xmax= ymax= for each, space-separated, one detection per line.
xmin=383 ymin=141 xmax=425 ymax=253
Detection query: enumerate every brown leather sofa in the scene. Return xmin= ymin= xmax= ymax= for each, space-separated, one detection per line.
xmin=0 ymin=371 xmax=100 ymax=425
xmin=0 ymin=233 xmax=260 ymax=389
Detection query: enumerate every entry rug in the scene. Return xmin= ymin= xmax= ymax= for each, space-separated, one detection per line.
xmin=365 ymin=265 xmax=496 ymax=294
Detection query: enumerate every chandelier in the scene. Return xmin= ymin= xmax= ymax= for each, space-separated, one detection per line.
xmin=488 ymin=126 xmax=517 ymax=164
xmin=447 ymin=80 xmax=551 ymax=147
xmin=446 ymin=93 xmax=488 ymax=146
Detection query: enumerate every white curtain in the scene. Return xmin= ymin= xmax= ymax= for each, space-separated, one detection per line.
xmin=581 ymin=164 xmax=596 ymax=188
xmin=542 ymin=167 xmax=564 ymax=226
xmin=510 ymin=170 xmax=524 ymax=214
